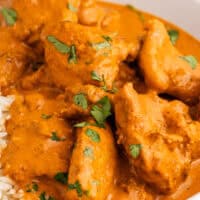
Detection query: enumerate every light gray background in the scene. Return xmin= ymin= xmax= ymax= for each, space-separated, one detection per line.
xmin=107 ymin=0 xmax=200 ymax=39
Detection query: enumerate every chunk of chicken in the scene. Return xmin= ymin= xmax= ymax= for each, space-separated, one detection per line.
xmin=0 ymin=28 xmax=35 ymax=89
xmin=67 ymin=125 xmax=117 ymax=200
xmin=114 ymin=83 xmax=200 ymax=194
xmin=2 ymin=90 xmax=73 ymax=182
xmin=139 ymin=19 xmax=200 ymax=104
xmin=43 ymin=21 xmax=138 ymax=90
xmin=8 ymin=0 xmax=77 ymax=41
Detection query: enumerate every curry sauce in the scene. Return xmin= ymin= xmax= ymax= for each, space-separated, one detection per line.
xmin=0 ymin=0 xmax=200 ymax=200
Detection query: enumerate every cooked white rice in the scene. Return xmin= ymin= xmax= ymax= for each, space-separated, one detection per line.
xmin=0 ymin=96 xmax=24 ymax=200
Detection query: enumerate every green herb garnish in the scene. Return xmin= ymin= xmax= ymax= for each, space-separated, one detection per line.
xmin=47 ymin=36 xmax=78 ymax=64
xmin=73 ymin=93 xmax=88 ymax=110
xmin=26 ymin=182 xmax=39 ymax=193
xmin=1 ymin=7 xmax=17 ymax=26
xmin=91 ymin=71 xmax=102 ymax=82
xmin=39 ymin=192 xmax=55 ymax=200
xmin=68 ymin=45 xmax=77 ymax=64
xmin=41 ymin=114 xmax=52 ymax=120
xmin=129 ymin=144 xmax=142 ymax=158
xmin=68 ymin=181 xmax=83 ymax=197
xmin=54 ymin=172 xmax=68 ymax=184
xmin=102 ymin=35 xmax=112 ymax=42
xmin=83 ymin=147 xmax=93 ymax=158
xmin=51 ymin=132 xmax=61 ymax=141
xmin=67 ymin=3 xmax=78 ymax=12
xmin=168 ymin=30 xmax=179 ymax=45
xmin=91 ymin=71 xmax=118 ymax=93
xmin=47 ymin=36 xmax=70 ymax=54
xmin=180 ymin=55 xmax=198 ymax=69
xmin=74 ymin=121 xmax=90 ymax=128
xmin=90 ymin=96 xmax=112 ymax=127
xmin=85 ymin=128 xmax=100 ymax=143
xmin=91 ymin=36 xmax=112 ymax=51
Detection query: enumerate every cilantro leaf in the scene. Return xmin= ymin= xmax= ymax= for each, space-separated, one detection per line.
xmin=51 ymin=132 xmax=61 ymax=141
xmin=91 ymin=71 xmax=118 ymax=94
xmin=102 ymin=35 xmax=112 ymax=42
xmin=129 ymin=144 xmax=142 ymax=159
xmin=73 ymin=93 xmax=88 ymax=110
xmin=47 ymin=35 xmax=70 ymax=54
xmin=54 ymin=172 xmax=68 ymax=184
xmin=168 ymin=30 xmax=179 ymax=45
xmin=1 ymin=7 xmax=17 ymax=26
xmin=68 ymin=45 xmax=77 ymax=64
xmin=91 ymin=71 xmax=102 ymax=82
xmin=83 ymin=147 xmax=93 ymax=158
xmin=68 ymin=181 xmax=83 ymax=197
xmin=32 ymin=183 xmax=39 ymax=192
xmin=41 ymin=114 xmax=52 ymax=120
xmin=85 ymin=128 xmax=100 ymax=143
xmin=39 ymin=192 xmax=46 ymax=200
xmin=90 ymin=96 xmax=112 ymax=127
xmin=74 ymin=121 xmax=90 ymax=128
xmin=39 ymin=192 xmax=55 ymax=200
xmin=26 ymin=182 xmax=38 ymax=193
xmin=180 ymin=55 xmax=198 ymax=69
xmin=91 ymin=36 xmax=112 ymax=51
xmin=67 ymin=3 xmax=78 ymax=12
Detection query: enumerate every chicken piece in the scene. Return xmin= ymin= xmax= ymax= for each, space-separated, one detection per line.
xmin=43 ymin=21 xmax=139 ymax=90
xmin=0 ymin=28 xmax=35 ymax=89
xmin=20 ymin=65 xmax=54 ymax=90
xmin=60 ymin=84 xmax=110 ymax=119
xmin=67 ymin=125 xmax=117 ymax=200
xmin=8 ymin=0 xmax=78 ymax=41
xmin=78 ymin=0 xmax=104 ymax=26
xmin=139 ymin=19 xmax=200 ymax=104
xmin=2 ymin=90 xmax=73 ymax=183
xmin=114 ymin=83 xmax=200 ymax=194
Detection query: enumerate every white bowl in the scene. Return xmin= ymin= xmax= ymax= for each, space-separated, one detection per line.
xmin=107 ymin=0 xmax=200 ymax=39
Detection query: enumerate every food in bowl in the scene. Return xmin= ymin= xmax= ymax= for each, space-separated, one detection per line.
xmin=0 ymin=0 xmax=200 ymax=199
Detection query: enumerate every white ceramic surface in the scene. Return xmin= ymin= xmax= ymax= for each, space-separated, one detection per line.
xmin=107 ymin=0 xmax=200 ymax=39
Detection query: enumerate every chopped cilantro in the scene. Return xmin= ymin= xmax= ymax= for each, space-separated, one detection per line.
xmin=180 ymin=55 xmax=198 ymax=69
xmin=91 ymin=36 xmax=112 ymax=51
xmin=39 ymin=192 xmax=46 ymax=200
xmin=51 ymin=132 xmax=61 ymax=141
xmin=68 ymin=181 xmax=83 ymax=197
xmin=74 ymin=121 xmax=90 ymax=128
xmin=90 ymin=96 xmax=112 ymax=127
xmin=129 ymin=144 xmax=142 ymax=158
xmin=47 ymin=36 xmax=78 ymax=64
xmin=32 ymin=183 xmax=39 ymax=192
xmin=54 ymin=172 xmax=68 ymax=184
xmin=91 ymin=71 xmax=118 ymax=94
xmin=47 ymin=36 xmax=70 ymax=54
xmin=1 ymin=7 xmax=17 ymax=26
xmin=68 ymin=45 xmax=77 ymax=64
xmin=39 ymin=192 xmax=55 ymax=200
xmin=67 ymin=3 xmax=78 ymax=12
xmin=26 ymin=182 xmax=38 ymax=193
xmin=85 ymin=128 xmax=100 ymax=143
xmin=83 ymin=147 xmax=93 ymax=158
xmin=91 ymin=71 xmax=102 ymax=82
xmin=41 ymin=114 xmax=52 ymax=120
xmin=102 ymin=35 xmax=112 ymax=42
xmin=168 ymin=29 xmax=179 ymax=45
xmin=73 ymin=93 xmax=88 ymax=110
